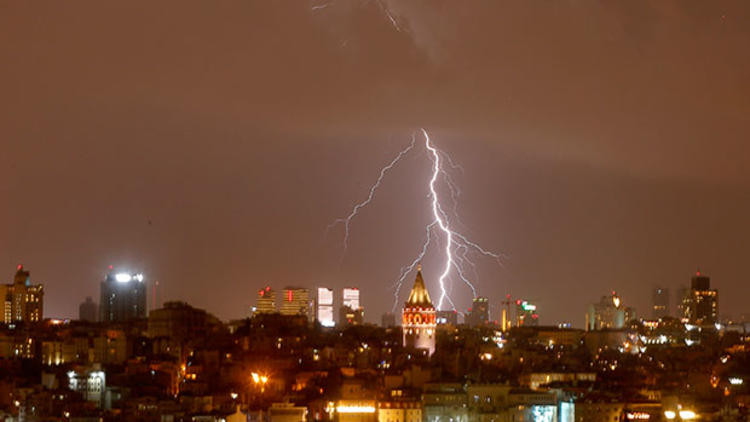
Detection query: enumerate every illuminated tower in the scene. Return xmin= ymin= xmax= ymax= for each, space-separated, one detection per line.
xmin=316 ymin=287 xmax=335 ymax=327
xmin=402 ymin=266 xmax=436 ymax=356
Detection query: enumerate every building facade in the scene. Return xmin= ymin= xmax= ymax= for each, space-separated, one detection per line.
xmin=79 ymin=296 xmax=98 ymax=322
xmin=99 ymin=271 xmax=147 ymax=322
xmin=465 ymin=297 xmax=489 ymax=327
xmin=651 ymin=287 xmax=670 ymax=319
xmin=255 ymin=286 xmax=277 ymax=314
xmin=280 ymin=287 xmax=312 ymax=319
xmin=316 ymin=287 xmax=335 ymax=327
xmin=682 ymin=270 xmax=718 ymax=325
xmin=1 ymin=265 xmax=44 ymax=324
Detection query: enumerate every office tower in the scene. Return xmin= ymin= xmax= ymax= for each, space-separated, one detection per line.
xmin=340 ymin=287 xmax=364 ymax=326
xmin=684 ymin=270 xmax=718 ymax=325
xmin=381 ymin=312 xmax=396 ymax=327
xmin=255 ymin=286 xmax=276 ymax=314
xmin=651 ymin=287 xmax=670 ymax=319
xmin=79 ymin=297 xmax=98 ymax=322
xmin=280 ymin=287 xmax=311 ymax=319
xmin=342 ymin=287 xmax=360 ymax=311
xmin=99 ymin=270 xmax=147 ymax=322
xmin=402 ymin=265 xmax=436 ymax=355
xmin=465 ymin=296 xmax=489 ymax=327
xmin=316 ymin=287 xmax=335 ymax=327
xmin=436 ymin=310 xmax=458 ymax=325
xmin=1 ymin=265 xmax=44 ymax=324
xmin=515 ymin=299 xmax=539 ymax=326
xmin=586 ymin=292 xmax=634 ymax=331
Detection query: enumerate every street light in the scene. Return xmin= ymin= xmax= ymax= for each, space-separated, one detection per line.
xmin=251 ymin=372 xmax=269 ymax=393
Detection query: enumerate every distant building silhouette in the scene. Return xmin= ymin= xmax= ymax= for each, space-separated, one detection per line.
xmin=79 ymin=296 xmax=98 ymax=322
xmin=1 ymin=265 xmax=43 ymax=324
xmin=651 ymin=287 xmax=670 ymax=319
xmin=465 ymin=296 xmax=489 ymax=327
xmin=381 ymin=312 xmax=396 ymax=328
xmin=586 ymin=292 xmax=634 ymax=331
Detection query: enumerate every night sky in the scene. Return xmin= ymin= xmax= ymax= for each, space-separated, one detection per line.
xmin=1 ymin=1 xmax=749 ymax=325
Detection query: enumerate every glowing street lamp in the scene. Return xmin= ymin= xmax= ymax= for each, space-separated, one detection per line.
xmin=251 ymin=372 xmax=269 ymax=393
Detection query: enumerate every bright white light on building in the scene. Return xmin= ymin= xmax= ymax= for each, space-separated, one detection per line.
xmin=663 ymin=411 xmax=676 ymax=420
xmin=678 ymin=410 xmax=696 ymax=420
xmin=134 ymin=273 xmax=144 ymax=282
xmin=115 ymin=273 xmax=132 ymax=282
xmin=729 ymin=377 xmax=744 ymax=385
xmin=336 ymin=405 xmax=376 ymax=413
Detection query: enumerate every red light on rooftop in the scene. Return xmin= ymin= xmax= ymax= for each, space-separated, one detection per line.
xmin=266 ymin=286 xmax=271 ymax=291
xmin=506 ymin=294 xmax=511 ymax=299
xmin=532 ymin=314 xmax=539 ymax=319
xmin=515 ymin=300 xmax=522 ymax=305
xmin=17 ymin=264 xmax=23 ymax=270
xmin=286 ymin=290 xmax=293 ymax=302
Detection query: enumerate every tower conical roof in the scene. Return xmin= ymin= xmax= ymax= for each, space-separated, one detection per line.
xmin=405 ymin=266 xmax=434 ymax=308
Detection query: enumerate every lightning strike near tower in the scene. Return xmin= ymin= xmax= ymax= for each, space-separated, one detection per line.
xmin=331 ymin=129 xmax=503 ymax=311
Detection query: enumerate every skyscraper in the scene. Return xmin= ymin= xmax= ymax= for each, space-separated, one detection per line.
xmin=1 ymin=265 xmax=44 ymax=324
xmin=79 ymin=296 xmax=98 ymax=322
xmin=316 ymin=287 xmax=335 ymax=327
xmin=340 ymin=287 xmax=364 ymax=326
xmin=99 ymin=270 xmax=147 ymax=323
xmin=402 ymin=265 xmax=436 ymax=356
xmin=465 ymin=296 xmax=489 ymax=327
xmin=684 ymin=270 xmax=718 ymax=325
xmin=280 ymin=287 xmax=311 ymax=319
xmin=651 ymin=287 xmax=670 ymax=319
xmin=255 ymin=286 xmax=276 ymax=314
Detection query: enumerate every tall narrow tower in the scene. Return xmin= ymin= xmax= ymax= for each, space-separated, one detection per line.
xmin=402 ymin=265 xmax=436 ymax=356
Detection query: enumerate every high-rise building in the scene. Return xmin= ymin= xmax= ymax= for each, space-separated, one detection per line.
xmin=316 ymin=287 xmax=335 ymax=327
xmin=683 ymin=270 xmax=718 ymax=325
xmin=515 ymin=299 xmax=539 ymax=326
xmin=342 ymin=287 xmax=360 ymax=310
xmin=79 ymin=297 xmax=98 ymax=322
xmin=465 ymin=296 xmax=489 ymax=327
xmin=340 ymin=287 xmax=364 ymax=326
xmin=586 ymin=292 xmax=635 ymax=331
xmin=99 ymin=270 xmax=147 ymax=323
xmin=1 ymin=265 xmax=44 ymax=324
xmin=381 ymin=312 xmax=396 ymax=327
xmin=651 ymin=287 xmax=670 ymax=319
xmin=402 ymin=265 xmax=436 ymax=356
xmin=279 ymin=287 xmax=311 ymax=319
xmin=255 ymin=286 xmax=276 ymax=314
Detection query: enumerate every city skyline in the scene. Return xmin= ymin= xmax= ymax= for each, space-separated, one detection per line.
xmin=2 ymin=1 xmax=749 ymax=325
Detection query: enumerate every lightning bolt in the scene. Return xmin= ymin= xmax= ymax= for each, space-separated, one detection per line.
xmin=328 ymin=135 xmax=416 ymax=252
xmin=331 ymin=129 xmax=504 ymax=312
